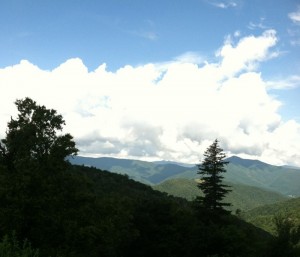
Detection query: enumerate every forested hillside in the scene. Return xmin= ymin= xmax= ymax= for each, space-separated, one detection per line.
xmin=244 ymin=197 xmax=300 ymax=234
xmin=224 ymin=156 xmax=300 ymax=196
xmin=153 ymin=178 xmax=288 ymax=211
xmin=0 ymin=98 xmax=299 ymax=256
xmin=0 ymin=162 xmax=274 ymax=257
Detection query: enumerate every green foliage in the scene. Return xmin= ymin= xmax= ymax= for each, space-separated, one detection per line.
xmin=268 ymin=213 xmax=300 ymax=257
xmin=224 ymin=156 xmax=300 ymax=196
xmin=0 ymin=159 xmax=273 ymax=257
xmin=244 ymin=197 xmax=300 ymax=234
xmin=0 ymin=98 xmax=78 ymax=256
xmin=225 ymin=182 xmax=287 ymax=211
xmin=195 ymin=139 xmax=231 ymax=213
xmin=0 ymin=98 xmax=277 ymax=256
xmin=153 ymin=178 xmax=287 ymax=211
xmin=0 ymin=232 xmax=39 ymax=257
xmin=0 ymin=97 xmax=78 ymax=176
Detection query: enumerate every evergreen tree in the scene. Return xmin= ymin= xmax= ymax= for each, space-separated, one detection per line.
xmin=196 ymin=139 xmax=231 ymax=213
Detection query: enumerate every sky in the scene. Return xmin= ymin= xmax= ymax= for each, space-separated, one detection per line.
xmin=0 ymin=0 xmax=300 ymax=166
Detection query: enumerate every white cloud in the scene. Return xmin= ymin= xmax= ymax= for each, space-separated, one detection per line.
xmin=289 ymin=7 xmax=300 ymax=25
xmin=127 ymin=29 xmax=158 ymax=41
xmin=248 ymin=18 xmax=268 ymax=30
xmin=288 ymin=7 xmax=300 ymax=46
xmin=140 ymin=31 xmax=158 ymax=40
xmin=266 ymin=75 xmax=300 ymax=90
xmin=217 ymin=30 xmax=278 ymax=77
xmin=290 ymin=37 xmax=300 ymax=46
xmin=1 ymin=30 xmax=300 ymax=166
xmin=174 ymin=52 xmax=204 ymax=64
xmin=129 ymin=19 xmax=158 ymax=41
xmin=208 ymin=0 xmax=238 ymax=9
xmin=233 ymin=30 xmax=241 ymax=37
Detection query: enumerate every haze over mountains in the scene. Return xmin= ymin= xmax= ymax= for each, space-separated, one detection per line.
xmin=70 ymin=155 xmax=300 ymax=197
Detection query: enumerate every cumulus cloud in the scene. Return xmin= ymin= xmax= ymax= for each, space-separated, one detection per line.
xmin=217 ymin=30 xmax=278 ymax=77
xmin=1 ymin=30 xmax=300 ymax=166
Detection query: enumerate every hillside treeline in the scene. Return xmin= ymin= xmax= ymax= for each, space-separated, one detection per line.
xmin=0 ymin=98 xmax=296 ymax=257
xmin=0 ymin=163 xmax=272 ymax=257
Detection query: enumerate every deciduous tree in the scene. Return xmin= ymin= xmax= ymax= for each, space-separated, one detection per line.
xmin=0 ymin=97 xmax=78 ymax=172
xmin=0 ymin=97 xmax=78 ymax=252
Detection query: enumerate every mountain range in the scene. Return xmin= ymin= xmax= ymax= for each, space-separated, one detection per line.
xmin=69 ymin=155 xmax=300 ymax=197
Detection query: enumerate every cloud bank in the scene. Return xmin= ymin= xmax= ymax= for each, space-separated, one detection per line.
xmin=1 ymin=30 xmax=300 ymax=166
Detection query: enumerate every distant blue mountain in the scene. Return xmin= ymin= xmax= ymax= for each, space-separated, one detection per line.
xmin=69 ymin=155 xmax=300 ymax=196
xmin=71 ymin=156 xmax=134 ymax=170
xmin=225 ymin=156 xmax=273 ymax=169
xmin=152 ymin=160 xmax=195 ymax=168
xmin=69 ymin=156 xmax=195 ymax=185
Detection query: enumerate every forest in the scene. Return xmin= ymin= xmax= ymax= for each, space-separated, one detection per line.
xmin=0 ymin=97 xmax=299 ymax=257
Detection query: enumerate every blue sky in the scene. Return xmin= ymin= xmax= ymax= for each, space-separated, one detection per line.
xmin=1 ymin=0 xmax=299 ymax=71
xmin=1 ymin=0 xmax=300 ymax=165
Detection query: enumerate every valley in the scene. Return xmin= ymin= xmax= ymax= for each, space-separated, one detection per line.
xmin=70 ymin=155 xmax=300 ymax=237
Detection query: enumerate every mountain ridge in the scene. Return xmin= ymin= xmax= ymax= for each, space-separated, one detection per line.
xmin=69 ymin=155 xmax=300 ymax=196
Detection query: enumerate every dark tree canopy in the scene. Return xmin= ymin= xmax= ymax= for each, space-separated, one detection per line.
xmin=0 ymin=99 xmax=275 ymax=257
xmin=0 ymin=98 xmax=79 ymax=253
xmin=196 ymin=139 xmax=231 ymax=213
xmin=0 ymin=97 xmax=78 ymax=172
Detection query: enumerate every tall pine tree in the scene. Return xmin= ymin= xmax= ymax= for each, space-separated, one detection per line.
xmin=196 ymin=139 xmax=231 ymax=213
